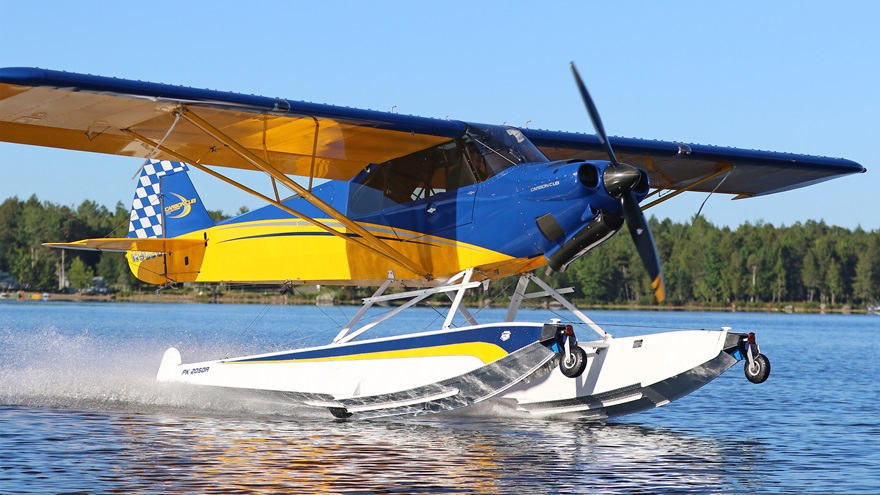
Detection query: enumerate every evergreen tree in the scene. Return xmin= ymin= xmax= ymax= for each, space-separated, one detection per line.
xmin=853 ymin=240 xmax=879 ymax=303
xmin=67 ymin=256 xmax=95 ymax=290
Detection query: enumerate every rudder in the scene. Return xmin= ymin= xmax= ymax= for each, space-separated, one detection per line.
xmin=127 ymin=159 xmax=215 ymax=239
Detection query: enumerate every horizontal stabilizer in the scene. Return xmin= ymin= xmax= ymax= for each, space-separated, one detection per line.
xmin=43 ymin=237 xmax=205 ymax=253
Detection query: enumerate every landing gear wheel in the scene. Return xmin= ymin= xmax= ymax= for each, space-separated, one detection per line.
xmin=329 ymin=407 xmax=352 ymax=419
xmin=744 ymin=354 xmax=771 ymax=384
xmin=560 ymin=346 xmax=588 ymax=378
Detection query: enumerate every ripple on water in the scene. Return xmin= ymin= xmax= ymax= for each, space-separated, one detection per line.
xmin=1 ymin=304 xmax=878 ymax=494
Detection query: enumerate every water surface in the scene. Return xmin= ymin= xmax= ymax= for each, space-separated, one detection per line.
xmin=1 ymin=301 xmax=877 ymax=493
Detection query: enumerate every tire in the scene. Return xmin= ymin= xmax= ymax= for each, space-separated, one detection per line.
xmin=744 ymin=354 xmax=771 ymax=384
xmin=560 ymin=345 xmax=588 ymax=378
xmin=329 ymin=407 xmax=352 ymax=419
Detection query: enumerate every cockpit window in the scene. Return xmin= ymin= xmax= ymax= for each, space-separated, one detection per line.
xmin=348 ymin=125 xmax=547 ymax=215
xmin=349 ymin=140 xmax=476 ymax=215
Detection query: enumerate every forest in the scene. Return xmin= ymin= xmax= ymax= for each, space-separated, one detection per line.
xmin=1 ymin=194 xmax=878 ymax=309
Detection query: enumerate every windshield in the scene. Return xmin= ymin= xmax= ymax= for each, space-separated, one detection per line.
xmin=464 ymin=124 xmax=548 ymax=180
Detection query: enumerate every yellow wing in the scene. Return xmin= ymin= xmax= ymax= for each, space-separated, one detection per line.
xmin=1 ymin=68 xmax=459 ymax=181
xmin=2 ymin=67 xmax=864 ymax=197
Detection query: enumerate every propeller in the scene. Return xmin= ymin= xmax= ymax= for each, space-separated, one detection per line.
xmin=570 ymin=62 xmax=666 ymax=303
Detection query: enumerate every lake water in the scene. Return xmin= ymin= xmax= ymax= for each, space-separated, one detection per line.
xmin=1 ymin=301 xmax=877 ymax=494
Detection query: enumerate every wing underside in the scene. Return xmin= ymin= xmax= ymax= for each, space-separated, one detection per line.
xmin=0 ymin=68 xmax=460 ymax=182
xmin=0 ymin=67 xmax=865 ymax=198
xmin=524 ymin=129 xmax=865 ymax=198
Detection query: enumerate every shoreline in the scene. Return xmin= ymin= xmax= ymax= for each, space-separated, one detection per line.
xmin=4 ymin=290 xmax=874 ymax=315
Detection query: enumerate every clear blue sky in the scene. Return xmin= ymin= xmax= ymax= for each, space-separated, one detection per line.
xmin=1 ymin=1 xmax=877 ymax=230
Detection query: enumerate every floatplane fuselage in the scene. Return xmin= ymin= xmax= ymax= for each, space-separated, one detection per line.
xmin=2 ymin=64 xmax=861 ymax=419
xmin=61 ymin=146 xmax=764 ymax=419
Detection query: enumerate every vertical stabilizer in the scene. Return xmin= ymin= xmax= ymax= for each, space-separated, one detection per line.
xmin=127 ymin=160 xmax=215 ymax=238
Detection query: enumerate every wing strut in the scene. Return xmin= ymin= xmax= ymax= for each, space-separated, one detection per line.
xmin=641 ymin=165 xmax=734 ymax=210
xmin=175 ymin=106 xmax=431 ymax=279
xmin=306 ymin=116 xmax=320 ymax=192
xmin=122 ymin=126 xmax=431 ymax=279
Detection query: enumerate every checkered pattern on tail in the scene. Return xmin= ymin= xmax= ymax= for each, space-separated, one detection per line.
xmin=127 ymin=160 xmax=188 ymax=238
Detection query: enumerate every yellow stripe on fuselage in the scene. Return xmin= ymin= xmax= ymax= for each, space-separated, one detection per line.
xmin=188 ymin=218 xmax=517 ymax=284
xmin=229 ymin=342 xmax=509 ymax=366
xmin=126 ymin=217 xmax=545 ymax=285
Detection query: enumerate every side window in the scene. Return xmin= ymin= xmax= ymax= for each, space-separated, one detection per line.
xmin=348 ymin=165 xmax=390 ymax=215
xmin=349 ymin=140 xmax=476 ymax=215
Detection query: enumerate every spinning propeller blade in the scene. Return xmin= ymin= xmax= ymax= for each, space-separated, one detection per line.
xmin=570 ymin=62 xmax=620 ymax=169
xmin=621 ymin=191 xmax=666 ymax=303
xmin=570 ymin=62 xmax=666 ymax=303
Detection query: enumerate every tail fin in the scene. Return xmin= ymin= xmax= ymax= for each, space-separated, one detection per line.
xmin=128 ymin=160 xmax=215 ymax=238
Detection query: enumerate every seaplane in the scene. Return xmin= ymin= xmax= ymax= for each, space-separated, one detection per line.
xmin=0 ymin=65 xmax=865 ymax=419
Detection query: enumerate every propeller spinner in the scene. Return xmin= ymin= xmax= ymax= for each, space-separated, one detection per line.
xmin=570 ymin=63 xmax=666 ymax=303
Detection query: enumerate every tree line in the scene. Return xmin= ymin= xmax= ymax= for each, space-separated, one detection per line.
xmin=1 ymin=194 xmax=878 ymax=307
xmin=0 ymin=195 xmax=227 ymax=294
xmin=549 ymin=216 xmax=880 ymax=307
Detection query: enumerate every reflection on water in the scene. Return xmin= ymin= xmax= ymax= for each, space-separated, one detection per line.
xmin=1 ymin=405 xmax=763 ymax=494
